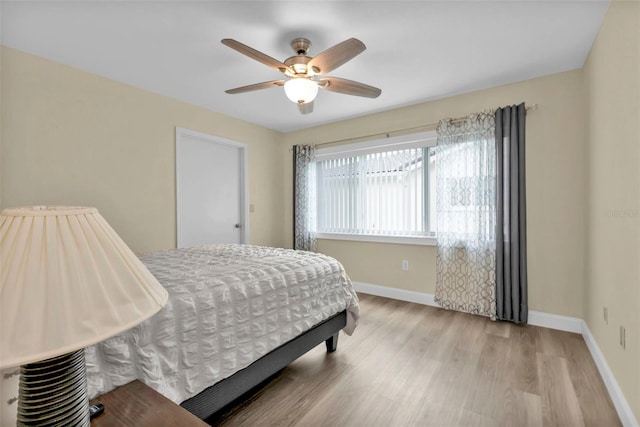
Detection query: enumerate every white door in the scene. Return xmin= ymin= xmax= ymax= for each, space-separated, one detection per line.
xmin=176 ymin=128 xmax=248 ymax=248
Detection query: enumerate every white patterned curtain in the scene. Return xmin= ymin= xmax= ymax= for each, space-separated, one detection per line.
xmin=293 ymin=145 xmax=317 ymax=251
xmin=434 ymin=112 xmax=497 ymax=319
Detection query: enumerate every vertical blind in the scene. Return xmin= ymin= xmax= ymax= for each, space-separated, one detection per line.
xmin=316 ymin=147 xmax=435 ymax=236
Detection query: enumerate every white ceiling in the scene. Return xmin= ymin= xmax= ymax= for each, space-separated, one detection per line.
xmin=1 ymin=1 xmax=609 ymax=132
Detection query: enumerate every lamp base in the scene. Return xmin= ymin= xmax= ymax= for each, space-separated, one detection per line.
xmin=17 ymin=349 xmax=90 ymax=427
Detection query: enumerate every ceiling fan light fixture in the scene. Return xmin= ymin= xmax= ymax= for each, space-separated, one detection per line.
xmin=284 ymin=78 xmax=318 ymax=104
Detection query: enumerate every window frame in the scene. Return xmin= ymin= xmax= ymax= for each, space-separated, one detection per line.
xmin=314 ymin=130 xmax=438 ymax=246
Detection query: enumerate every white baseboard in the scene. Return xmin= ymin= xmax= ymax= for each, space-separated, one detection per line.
xmin=352 ymin=282 xmax=437 ymax=307
xmin=581 ymin=322 xmax=639 ymax=427
xmin=527 ymin=310 xmax=583 ymax=334
xmin=352 ymin=281 xmax=581 ymax=332
xmin=352 ymin=281 xmax=638 ymax=427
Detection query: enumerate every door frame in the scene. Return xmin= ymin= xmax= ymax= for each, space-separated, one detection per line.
xmin=175 ymin=127 xmax=249 ymax=247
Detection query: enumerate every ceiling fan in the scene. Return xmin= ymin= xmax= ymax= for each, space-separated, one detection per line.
xmin=221 ymin=37 xmax=382 ymax=114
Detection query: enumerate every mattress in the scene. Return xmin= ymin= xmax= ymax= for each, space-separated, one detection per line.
xmin=85 ymin=244 xmax=360 ymax=404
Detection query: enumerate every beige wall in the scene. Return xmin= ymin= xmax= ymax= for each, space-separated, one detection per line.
xmin=0 ymin=47 xmax=286 ymax=253
xmin=583 ymin=0 xmax=640 ymax=420
xmin=0 ymin=48 xmax=3 ymax=208
xmin=317 ymin=240 xmax=437 ymax=293
xmin=284 ymin=70 xmax=587 ymax=318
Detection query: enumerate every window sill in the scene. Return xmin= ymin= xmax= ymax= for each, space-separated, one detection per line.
xmin=316 ymin=233 xmax=437 ymax=246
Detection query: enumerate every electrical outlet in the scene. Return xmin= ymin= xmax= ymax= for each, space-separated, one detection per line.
xmin=402 ymin=260 xmax=409 ymax=271
xmin=620 ymin=326 xmax=626 ymax=349
xmin=603 ymin=307 xmax=608 ymax=324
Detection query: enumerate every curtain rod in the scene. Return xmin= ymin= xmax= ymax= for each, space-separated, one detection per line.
xmin=314 ymin=103 xmax=538 ymax=148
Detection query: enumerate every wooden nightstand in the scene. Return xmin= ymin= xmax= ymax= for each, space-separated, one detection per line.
xmin=89 ymin=380 xmax=208 ymax=426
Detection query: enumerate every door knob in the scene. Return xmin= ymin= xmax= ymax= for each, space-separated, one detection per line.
xmin=235 ymin=224 xmax=241 ymax=228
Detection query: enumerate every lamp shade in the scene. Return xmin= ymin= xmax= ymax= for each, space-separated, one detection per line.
xmin=0 ymin=206 xmax=168 ymax=368
xmin=284 ymin=78 xmax=318 ymax=104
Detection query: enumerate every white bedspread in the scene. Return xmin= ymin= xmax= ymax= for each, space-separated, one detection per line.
xmin=85 ymin=244 xmax=359 ymax=404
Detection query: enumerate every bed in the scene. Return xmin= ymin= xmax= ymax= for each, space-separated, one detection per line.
xmin=85 ymin=244 xmax=360 ymax=421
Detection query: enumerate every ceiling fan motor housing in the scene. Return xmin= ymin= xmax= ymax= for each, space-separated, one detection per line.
xmin=284 ymin=55 xmax=313 ymax=76
xmin=285 ymin=38 xmax=315 ymax=76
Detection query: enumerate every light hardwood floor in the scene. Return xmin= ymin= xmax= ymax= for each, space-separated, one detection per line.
xmin=213 ymin=294 xmax=620 ymax=426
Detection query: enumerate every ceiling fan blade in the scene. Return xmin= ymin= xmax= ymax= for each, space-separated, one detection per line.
xmin=298 ymin=101 xmax=314 ymax=115
xmin=221 ymin=39 xmax=291 ymax=74
xmin=318 ymin=77 xmax=381 ymax=98
xmin=308 ymin=38 xmax=366 ymax=74
xmin=225 ymin=80 xmax=285 ymax=94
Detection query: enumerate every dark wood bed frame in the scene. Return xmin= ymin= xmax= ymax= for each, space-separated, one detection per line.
xmin=180 ymin=310 xmax=347 ymax=421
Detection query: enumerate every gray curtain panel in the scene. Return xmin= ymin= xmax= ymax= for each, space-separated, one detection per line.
xmin=495 ymin=103 xmax=528 ymax=323
xmin=293 ymin=144 xmax=317 ymax=251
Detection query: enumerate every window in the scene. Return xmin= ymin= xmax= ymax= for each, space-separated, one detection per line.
xmin=314 ymin=131 xmax=437 ymax=244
